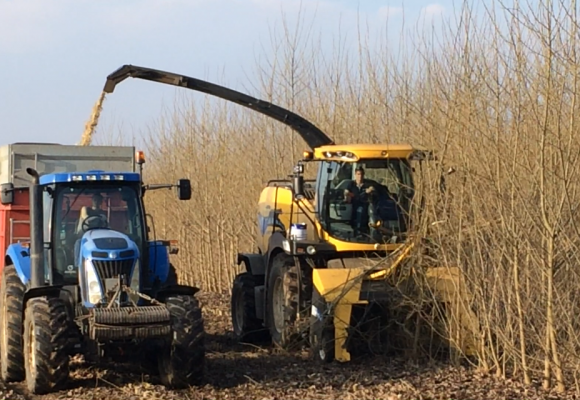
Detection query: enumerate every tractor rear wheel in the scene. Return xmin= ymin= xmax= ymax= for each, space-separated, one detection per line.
xmin=158 ymin=294 xmax=205 ymax=388
xmin=24 ymin=297 xmax=70 ymax=394
xmin=0 ymin=264 xmax=26 ymax=382
xmin=231 ymin=272 xmax=269 ymax=343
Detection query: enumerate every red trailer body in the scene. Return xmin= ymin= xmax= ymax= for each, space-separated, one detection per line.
xmin=0 ymin=188 xmax=30 ymax=274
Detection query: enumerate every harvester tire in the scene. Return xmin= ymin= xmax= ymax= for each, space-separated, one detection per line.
xmin=309 ymin=289 xmax=334 ymax=363
xmin=158 ymin=294 xmax=205 ymax=388
xmin=0 ymin=264 xmax=26 ymax=382
xmin=231 ymin=272 xmax=269 ymax=343
xmin=266 ymin=254 xmax=301 ymax=350
xmin=24 ymin=296 xmax=70 ymax=394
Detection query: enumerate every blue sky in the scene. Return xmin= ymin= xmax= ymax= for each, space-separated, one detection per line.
xmin=0 ymin=0 xmax=501 ymax=147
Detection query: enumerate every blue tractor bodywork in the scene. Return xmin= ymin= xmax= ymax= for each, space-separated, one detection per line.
xmin=6 ymin=170 xmax=175 ymax=295
xmin=5 ymin=236 xmax=173 ymax=298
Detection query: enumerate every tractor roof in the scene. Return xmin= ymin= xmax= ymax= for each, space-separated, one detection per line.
xmin=39 ymin=170 xmax=140 ymax=185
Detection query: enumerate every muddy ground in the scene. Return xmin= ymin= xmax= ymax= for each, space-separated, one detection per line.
xmin=0 ymin=292 xmax=574 ymax=400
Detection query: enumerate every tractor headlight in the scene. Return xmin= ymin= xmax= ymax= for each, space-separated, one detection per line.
xmin=130 ymin=259 xmax=140 ymax=292
xmin=85 ymin=259 xmax=103 ymax=304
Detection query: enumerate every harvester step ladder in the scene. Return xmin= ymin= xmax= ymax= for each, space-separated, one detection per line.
xmin=10 ymin=219 xmax=30 ymax=244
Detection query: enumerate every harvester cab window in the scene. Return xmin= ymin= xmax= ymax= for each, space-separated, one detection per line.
xmin=320 ymin=158 xmax=414 ymax=244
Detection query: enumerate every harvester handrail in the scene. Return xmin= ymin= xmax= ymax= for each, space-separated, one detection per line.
xmin=103 ymin=65 xmax=335 ymax=150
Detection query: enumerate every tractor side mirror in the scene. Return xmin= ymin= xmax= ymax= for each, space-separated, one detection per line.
xmin=177 ymin=179 xmax=191 ymax=200
xmin=1 ymin=183 xmax=14 ymax=205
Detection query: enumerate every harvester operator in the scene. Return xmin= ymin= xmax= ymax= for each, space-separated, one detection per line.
xmin=344 ymin=166 xmax=376 ymax=236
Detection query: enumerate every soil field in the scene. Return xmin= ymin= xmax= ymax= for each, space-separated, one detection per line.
xmin=0 ymin=292 xmax=573 ymax=400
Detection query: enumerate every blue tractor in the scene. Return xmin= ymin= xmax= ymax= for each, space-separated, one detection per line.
xmin=0 ymin=146 xmax=204 ymax=394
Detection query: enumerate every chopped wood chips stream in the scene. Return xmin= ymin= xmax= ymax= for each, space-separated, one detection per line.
xmin=0 ymin=293 xmax=574 ymax=400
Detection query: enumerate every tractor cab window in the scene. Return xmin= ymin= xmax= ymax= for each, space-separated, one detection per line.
xmin=52 ymin=183 xmax=145 ymax=283
xmin=319 ymin=158 xmax=414 ymax=244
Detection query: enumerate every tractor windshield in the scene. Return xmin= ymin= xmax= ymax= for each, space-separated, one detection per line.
xmin=50 ymin=183 xmax=145 ymax=283
xmin=317 ymin=158 xmax=415 ymax=244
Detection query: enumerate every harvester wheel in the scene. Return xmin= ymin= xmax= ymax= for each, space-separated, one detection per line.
xmin=266 ymin=254 xmax=301 ymax=350
xmin=24 ymin=297 xmax=70 ymax=394
xmin=231 ymin=272 xmax=269 ymax=343
xmin=309 ymin=289 xmax=334 ymax=363
xmin=0 ymin=264 xmax=26 ymax=382
xmin=158 ymin=294 xmax=205 ymax=388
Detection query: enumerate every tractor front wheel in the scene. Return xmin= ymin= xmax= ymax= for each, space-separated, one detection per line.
xmin=158 ymin=294 xmax=205 ymax=388
xmin=24 ymin=297 xmax=70 ymax=394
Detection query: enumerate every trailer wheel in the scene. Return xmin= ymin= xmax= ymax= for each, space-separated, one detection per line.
xmin=0 ymin=264 xmax=26 ymax=382
xmin=309 ymin=290 xmax=334 ymax=363
xmin=158 ymin=294 xmax=205 ymax=388
xmin=231 ymin=272 xmax=269 ymax=343
xmin=24 ymin=297 xmax=70 ymax=394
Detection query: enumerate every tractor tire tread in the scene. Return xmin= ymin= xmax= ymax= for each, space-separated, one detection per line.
xmin=158 ymin=294 xmax=205 ymax=389
xmin=0 ymin=264 xmax=26 ymax=382
xmin=24 ymin=296 xmax=70 ymax=394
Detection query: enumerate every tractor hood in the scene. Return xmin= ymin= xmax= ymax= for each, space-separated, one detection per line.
xmin=80 ymin=229 xmax=139 ymax=259
xmin=79 ymin=229 xmax=141 ymax=307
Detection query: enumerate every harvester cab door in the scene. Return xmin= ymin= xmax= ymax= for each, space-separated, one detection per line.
xmin=315 ymin=161 xmax=339 ymax=230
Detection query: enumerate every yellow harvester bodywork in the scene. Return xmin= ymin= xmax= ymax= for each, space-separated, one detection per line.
xmin=251 ymin=143 xmax=480 ymax=362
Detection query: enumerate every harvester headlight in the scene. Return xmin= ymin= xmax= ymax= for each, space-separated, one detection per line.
xmin=87 ymin=175 xmax=97 ymax=181
xmin=321 ymin=150 xmax=357 ymax=160
xmin=306 ymin=245 xmax=316 ymax=255
xmin=114 ymin=175 xmax=124 ymax=180
xmin=72 ymin=175 xmax=83 ymax=181
xmin=282 ymin=240 xmax=291 ymax=253
xmin=101 ymin=174 xmax=111 ymax=180
xmin=85 ymin=259 xmax=103 ymax=305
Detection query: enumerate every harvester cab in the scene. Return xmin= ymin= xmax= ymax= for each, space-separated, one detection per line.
xmin=0 ymin=143 xmax=204 ymax=394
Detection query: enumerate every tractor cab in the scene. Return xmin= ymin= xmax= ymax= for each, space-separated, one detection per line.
xmin=41 ymin=172 xmax=146 ymax=302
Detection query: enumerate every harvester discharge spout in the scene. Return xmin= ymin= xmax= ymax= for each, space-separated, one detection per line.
xmin=103 ymin=64 xmax=334 ymax=150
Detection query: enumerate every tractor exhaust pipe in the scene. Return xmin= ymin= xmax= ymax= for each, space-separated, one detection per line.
xmin=26 ymin=168 xmax=44 ymax=288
